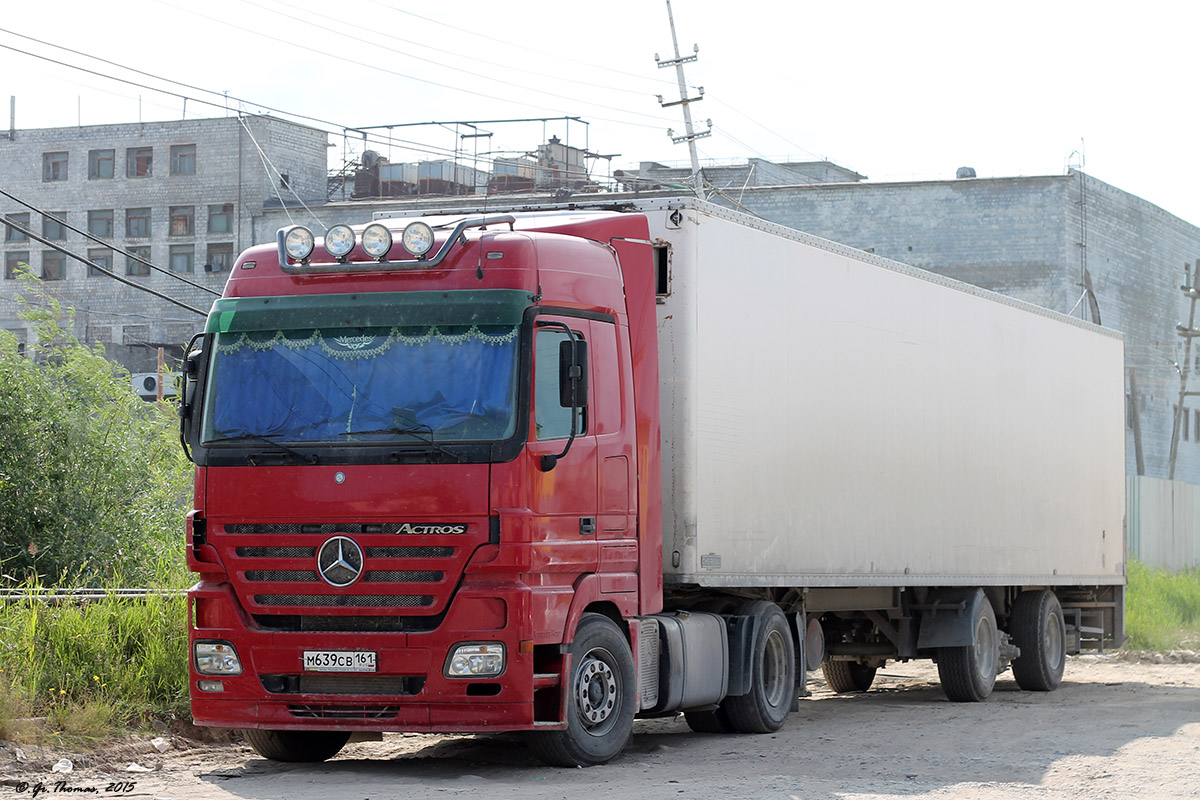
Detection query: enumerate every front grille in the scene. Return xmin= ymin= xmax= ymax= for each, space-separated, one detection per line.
xmin=261 ymin=674 xmax=425 ymax=696
xmin=229 ymin=523 xmax=462 ymax=535
xmin=245 ymin=570 xmax=442 ymax=583
xmin=288 ymin=704 xmax=399 ymax=720
xmin=237 ymin=546 xmax=316 ymax=558
xmin=254 ymin=594 xmax=434 ymax=608
xmin=236 ymin=546 xmax=452 ymax=559
xmin=253 ymin=613 xmax=444 ymax=632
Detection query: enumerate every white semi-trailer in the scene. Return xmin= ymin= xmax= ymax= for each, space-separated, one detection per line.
xmin=185 ymin=197 xmax=1125 ymax=766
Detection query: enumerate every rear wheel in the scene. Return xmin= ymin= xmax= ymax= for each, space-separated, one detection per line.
xmin=1010 ymin=589 xmax=1066 ymax=692
xmin=243 ymin=729 xmax=350 ymax=762
xmin=937 ymin=595 xmax=999 ymax=702
xmin=821 ymin=660 xmax=878 ymax=693
xmin=526 ymin=613 xmax=636 ymax=767
xmin=722 ymin=601 xmax=795 ymax=733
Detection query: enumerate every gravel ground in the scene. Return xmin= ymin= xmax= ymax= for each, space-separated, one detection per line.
xmin=2 ymin=653 xmax=1199 ymax=800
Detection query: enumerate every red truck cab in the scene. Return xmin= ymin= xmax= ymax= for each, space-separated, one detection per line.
xmin=182 ymin=210 xmax=663 ymax=765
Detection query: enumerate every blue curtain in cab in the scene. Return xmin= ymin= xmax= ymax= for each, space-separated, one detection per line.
xmin=209 ymin=327 xmax=518 ymax=441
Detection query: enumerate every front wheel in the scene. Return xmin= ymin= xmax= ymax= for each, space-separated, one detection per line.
xmin=243 ymin=729 xmax=350 ymax=762
xmin=937 ymin=594 xmax=999 ymax=702
xmin=526 ymin=613 xmax=636 ymax=767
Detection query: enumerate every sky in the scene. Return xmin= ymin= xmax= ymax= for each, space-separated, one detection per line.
xmin=2 ymin=0 xmax=1199 ymax=224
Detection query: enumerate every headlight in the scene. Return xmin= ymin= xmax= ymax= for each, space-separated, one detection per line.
xmin=194 ymin=641 xmax=243 ymax=675
xmin=284 ymin=227 xmax=315 ymax=262
xmin=361 ymin=224 xmax=393 ymax=259
xmin=324 ymin=224 xmax=356 ymax=259
xmin=445 ymin=643 xmax=505 ymax=678
xmin=401 ymin=221 xmax=434 ymax=257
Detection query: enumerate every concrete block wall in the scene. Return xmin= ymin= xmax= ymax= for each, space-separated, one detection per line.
xmin=1068 ymin=171 xmax=1200 ymax=481
xmin=0 ymin=116 xmax=328 ymax=371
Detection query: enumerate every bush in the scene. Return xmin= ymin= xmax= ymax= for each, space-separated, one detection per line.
xmin=0 ymin=281 xmax=192 ymax=585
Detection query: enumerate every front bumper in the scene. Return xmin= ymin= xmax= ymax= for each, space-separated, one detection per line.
xmin=189 ymin=579 xmax=554 ymax=732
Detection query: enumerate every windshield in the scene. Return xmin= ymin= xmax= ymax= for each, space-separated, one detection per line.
xmin=202 ymin=323 xmax=520 ymax=444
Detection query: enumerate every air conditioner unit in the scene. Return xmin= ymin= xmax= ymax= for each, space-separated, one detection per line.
xmin=132 ymin=372 xmax=179 ymax=399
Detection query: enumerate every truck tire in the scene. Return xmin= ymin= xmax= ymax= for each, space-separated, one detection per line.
xmin=722 ymin=601 xmax=795 ymax=733
xmin=821 ymin=660 xmax=877 ymax=693
xmin=936 ymin=594 xmax=999 ymax=702
xmin=1010 ymin=589 xmax=1066 ymax=692
xmin=242 ymin=729 xmax=350 ymax=762
xmin=526 ymin=613 xmax=636 ymax=767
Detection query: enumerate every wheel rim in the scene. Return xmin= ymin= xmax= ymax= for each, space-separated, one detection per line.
xmin=761 ymin=629 xmax=790 ymax=709
xmin=574 ymin=647 xmax=621 ymax=736
xmin=975 ymin=613 xmax=997 ymax=682
xmin=1044 ymin=610 xmax=1064 ymax=669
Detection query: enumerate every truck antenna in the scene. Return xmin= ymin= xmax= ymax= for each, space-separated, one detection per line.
xmin=655 ymin=0 xmax=712 ymax=199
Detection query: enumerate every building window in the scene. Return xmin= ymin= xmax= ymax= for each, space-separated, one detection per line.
xmin=5 ymin=213 xmax=30 ymax=242
xmin=170 ymin=144 xmax=196 ymax=175
xmin=87 ymin=248 xmax=113 ymax=278
xmin=43 ymin=151 xmax=68 ymax=182
xmin=5 ymin=251 xmax=29 ymax=280
xmin=1185 ymin=409 xmax=1191 ymax=443
xmin=126 ymin=245 xmax=151 ymax=277
xmin=126 ymin=147 xmax=153 ymax=178
xmin=42 ymin=251 xmax=66 ymax=281
xmin=88 ymin=149 xmax=115 ymax=180
xmin=43 ymin=214 xmax=68 ymax=241
xmin=206 ymin=243 xmax=234 ymax=273
xmin=88 ymin=210 xmax=114 ymax=238
xmin=126 ymin=208 xmax=151 ymax=238
xmin=207 ymin=203 xmax=234 ymax=234
xmin=169 ymin=244 xmax=194 ymax=274
xmin=169 ymin=206 xmax=195 ymax=236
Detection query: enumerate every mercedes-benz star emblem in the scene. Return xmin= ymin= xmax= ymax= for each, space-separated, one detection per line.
xmin=317 ymin=536 xmax=364 ymax=587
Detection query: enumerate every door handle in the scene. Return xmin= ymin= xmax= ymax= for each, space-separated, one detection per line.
xmin=580 ymin=517 xmax=596 ymax=536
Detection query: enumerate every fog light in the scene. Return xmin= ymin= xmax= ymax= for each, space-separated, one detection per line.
xmin=401 ymin=221 xmax=434 ymax=257
xmin=361 ymin=224 xmax=393 ymax=259
xmin=197 ymin=679 xmax=225 ymax=693
xmin=284 ymin=226 xmax=315 ymax=262
xmin=446 ymin=643 xmax=505 ymax=678
xmin=324 ymin=224 xmax=356 ymax=259
xmin=195 ymin=641 xmax=243 ymax=675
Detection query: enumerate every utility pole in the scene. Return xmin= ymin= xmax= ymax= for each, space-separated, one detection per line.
xmin=1169 ymin=270 xmax=1200 ymax=480
xmin=655 ymin=0 xmax=711 ymax=199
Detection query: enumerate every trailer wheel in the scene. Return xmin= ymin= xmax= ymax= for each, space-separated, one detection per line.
xmin=1010 ymin=589 xmax=1066 ymax=692
xmin=242 ymin=729 xmax=350 ymax=762
xmin=936 ymin=595 xmax=999 ymax=702
xmin=723 ymin=601 xmax=795 ymax=733
xmin=821 ymin=660 xmax=878 ymax=693
xmin=526 ymin=613 xmax=636 ymax=767
xmin=684 ymin=706 xmax=735 ymax=733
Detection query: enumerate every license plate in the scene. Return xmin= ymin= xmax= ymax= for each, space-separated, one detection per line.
xmin=302 ymin=650 xmax=377 ymax=673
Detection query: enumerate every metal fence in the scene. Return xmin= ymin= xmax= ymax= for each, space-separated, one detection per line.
xmin=1128 ymin=476 xmax=1200 ymax=571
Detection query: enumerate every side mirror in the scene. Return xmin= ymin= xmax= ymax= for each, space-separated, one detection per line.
xmin=558 ymin=339 xmax=588 ymax=408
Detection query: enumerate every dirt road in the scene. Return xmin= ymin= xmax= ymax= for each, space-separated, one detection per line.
xmin=3 ymin=654 xmax=1199 ymax=800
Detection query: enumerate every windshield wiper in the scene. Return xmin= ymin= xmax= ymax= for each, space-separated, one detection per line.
xmin=338 ymin=425 xmax=465 ymax=463
xmin=207 ymin=433 xmax=319 ymax=465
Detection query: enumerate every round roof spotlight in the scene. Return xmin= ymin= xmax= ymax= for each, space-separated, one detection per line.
xmin=361 ymin=224 xmax=393 ymax=260
xmin=284 ymin=226 xmax=316 ymax=262
xmin=401 ymin=221 xmax=435 ymax=258
xmin=324 ymin=224 xmax=356 ymax=260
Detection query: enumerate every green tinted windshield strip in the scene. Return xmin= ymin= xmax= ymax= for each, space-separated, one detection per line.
xmin=206 ymin=289 xmax=534 ymax=334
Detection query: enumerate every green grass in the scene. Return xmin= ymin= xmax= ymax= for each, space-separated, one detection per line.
xmin=1123 ymin=559 xmax=1200 ymax=651
xmin=0 ymin=563 xmax=191 ymax=742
